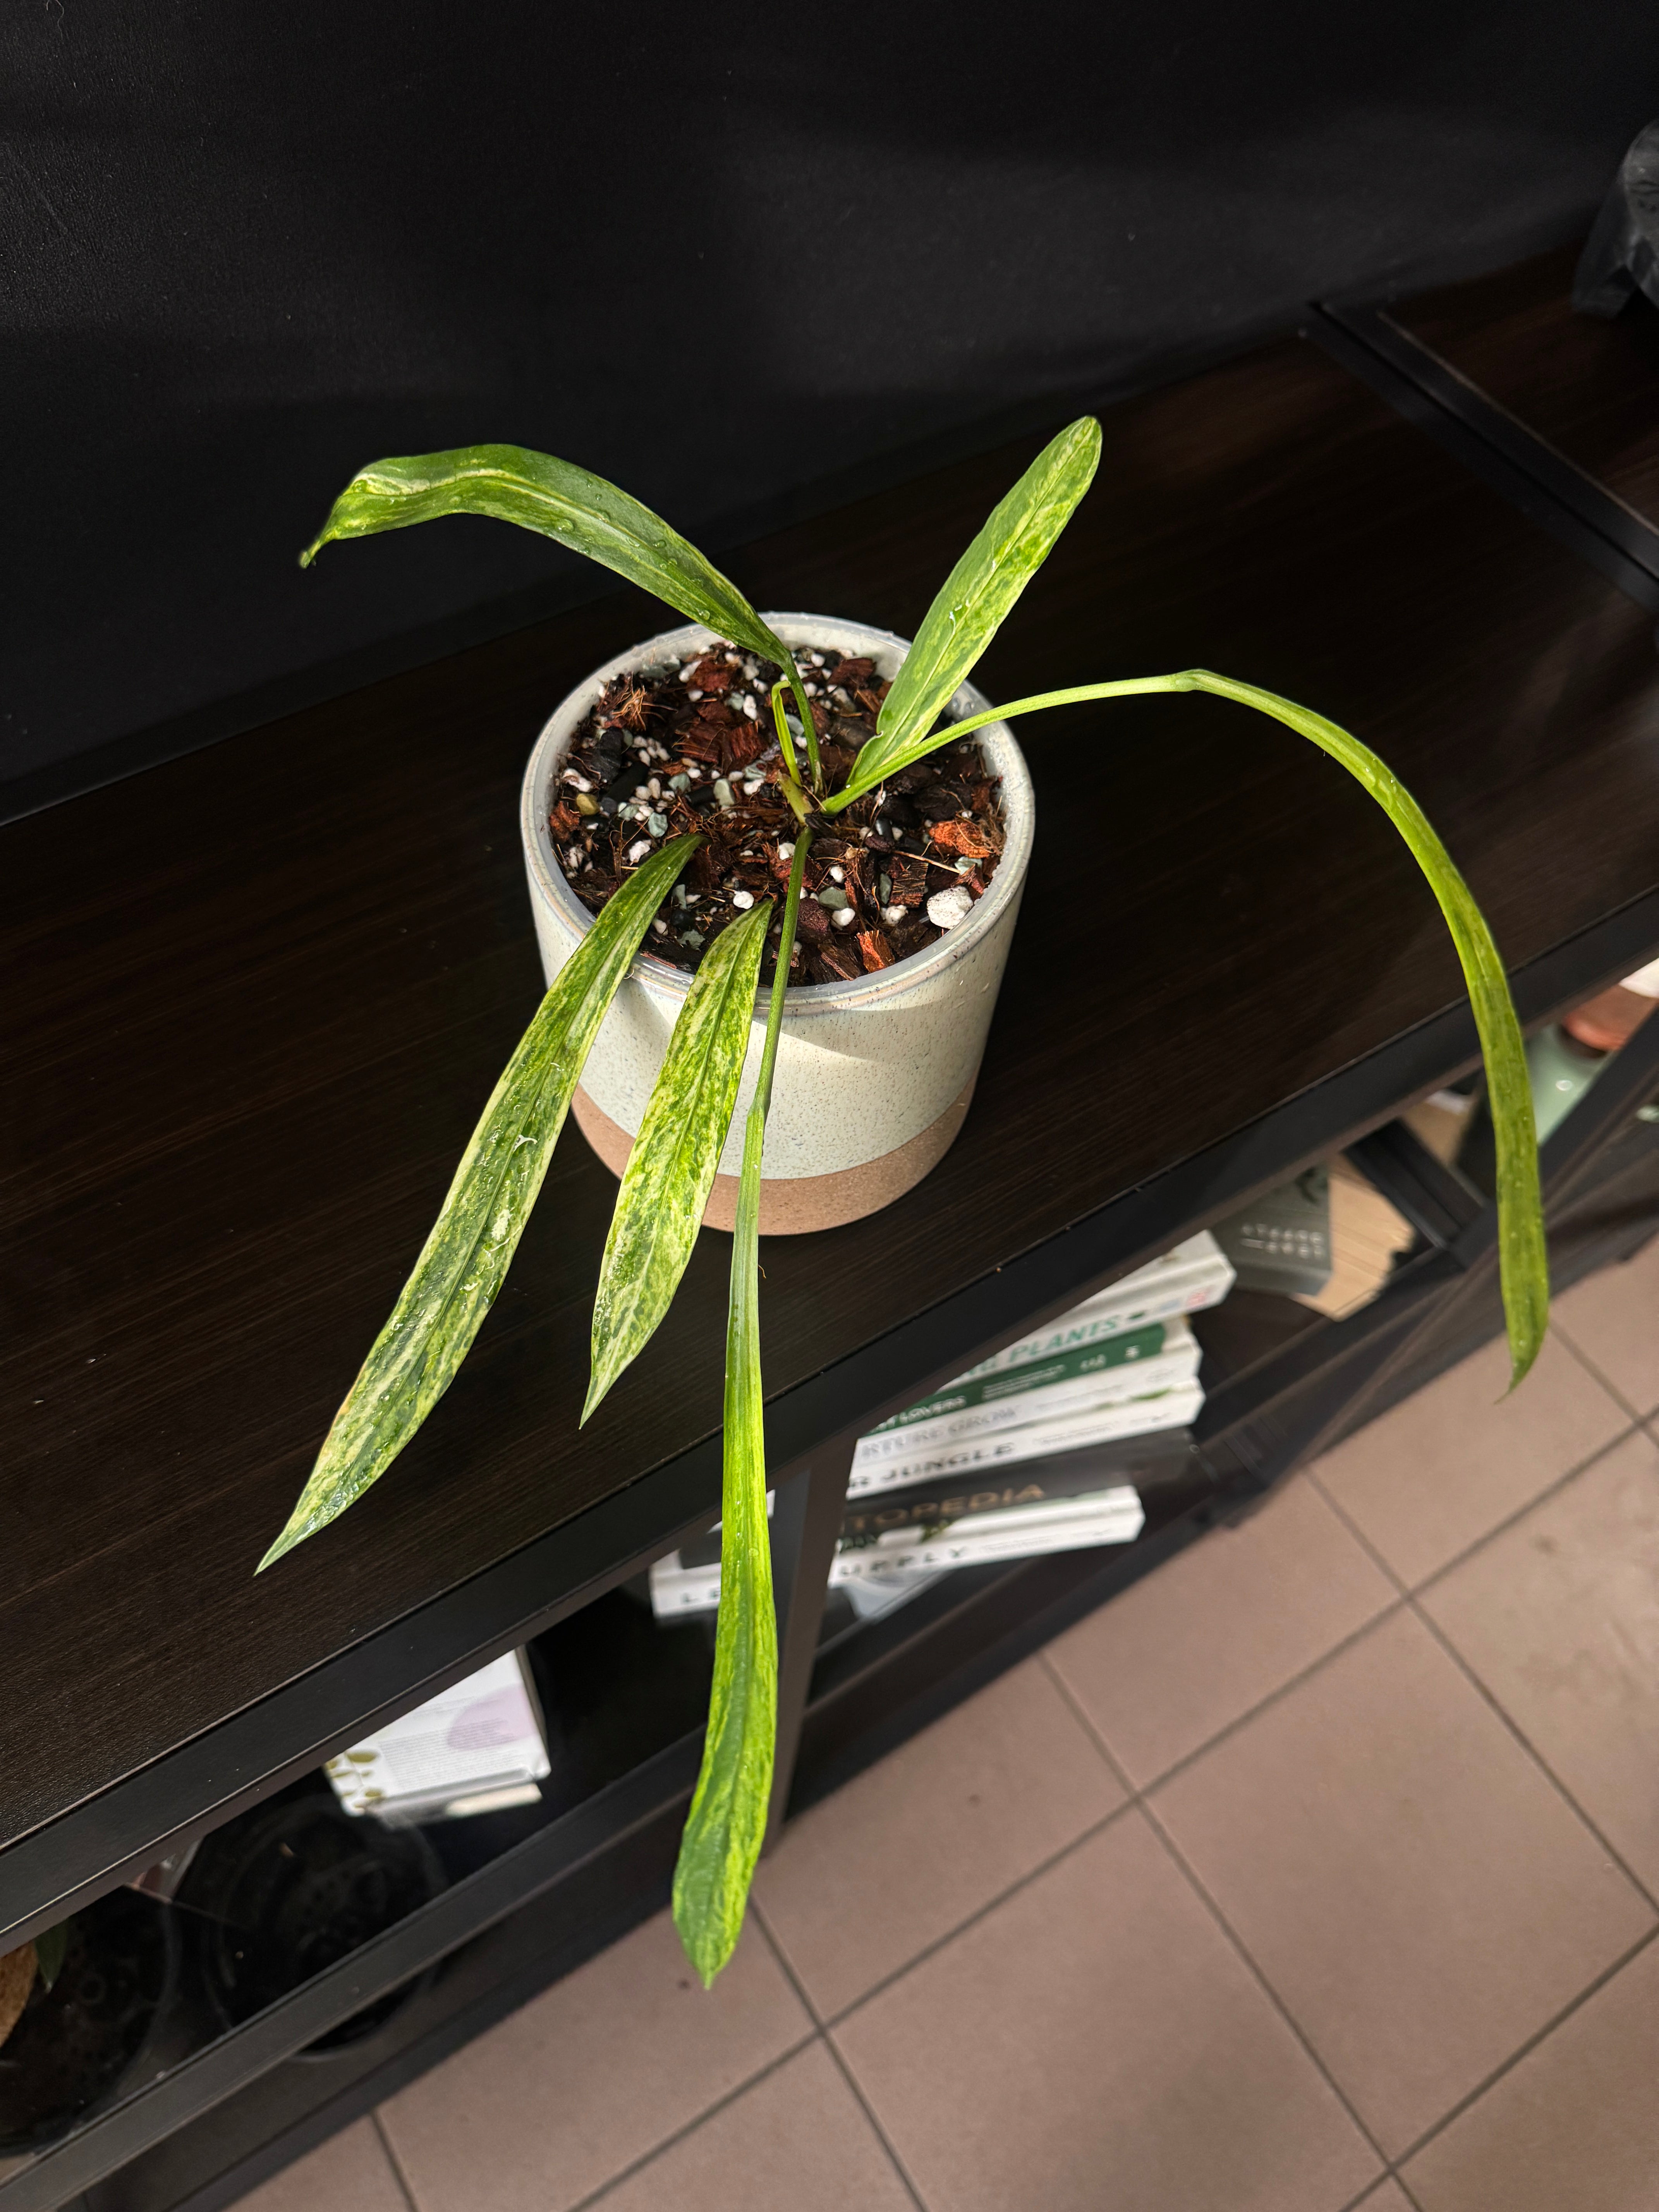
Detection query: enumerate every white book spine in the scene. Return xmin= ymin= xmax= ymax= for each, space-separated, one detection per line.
xmin=851 ymin=1338 xmax=1200 ymax=1470
xmin=650 ymin=1487 xmax=1148 ymax=1616
xmin=832 ymin=1486 xmax=1146 ymax=1579
xmin=954 ymin=1236 xmax=1233 ymax=1384
xmin=848 ymin=1380 xmax=1203 ymax=1495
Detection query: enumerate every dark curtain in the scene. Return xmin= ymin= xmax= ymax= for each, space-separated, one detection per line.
xmin=2 ymin=0 xmax=1652 ymax=783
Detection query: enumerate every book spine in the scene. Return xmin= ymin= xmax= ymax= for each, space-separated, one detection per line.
xmin=867 ymin=1322 xmax=1170 ymax=1436
xmin=852 ymin=1340 xmax=1200 ymax=1468
xmin=654 ymin=1486 xmax=1152 ymax=1615
xmin=953 ymin=1267 xmax=1230 ymax=1383
xmin=848 ymin=1381 xmax=1204 ymax=1494
xmin=841 ymin=1440 xmax=1195 ymax=1540
xmin=830 ymin=1488 xmax=1147 ymax=1580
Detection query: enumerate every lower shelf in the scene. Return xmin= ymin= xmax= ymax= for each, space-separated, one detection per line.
xmin=6 ymin=1453 xmax=1236 ymax=2212
xmin=21 ymin=1111 xmax=1659 ymax=2212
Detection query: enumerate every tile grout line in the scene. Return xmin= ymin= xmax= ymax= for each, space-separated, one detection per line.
xmin=1306 ymin=1467 xmax=1659 ymax=1918
xmin=560 ymin=2027 xmax=821 ymax=2212
xmin=822 ymin=1795 xmax=1142 ymax=2029
xmin=750 ymin=1901 xmax=932 ymax=2212
xmin=1308 ymin=1452 xmax=1659 ymax=2166
xmin=1632 ymin=1410 xmax=1659 ymax=1482
xmin=1340 ymin=2175 xmax=1417 ymax=2212
xmin=1549 ymin=1316 xmax=1657 ymax=1427
xmin=809 ymin=1602 xmax=1415 ymax=2039
xmin=1312 ymin=1408 xmax=1643 ymax=1610
xmin=1039 ymin=1647 xmax=1396 ymax=2178
xmin=1408 ymin=1593 xmax=1659 ymax=1917
xmin=1141 ymin=1805 xmax=1398 ymax=2167
xmin=1384 ymin=1918 xmax=1659 ymax=2174
xmin=1036 ymin=1649 xmax=1135 ymax=1795
xmin=1044 ymin=1582 xmax=1644 ymax=2212
xmin=1135 ymin=1795 xmax=1395 ymax=2176
xmin=371 ymin=2112 xmax=424 ymax=2212
xmin=1087 ymin=1589 xmax=1412 ymax=1802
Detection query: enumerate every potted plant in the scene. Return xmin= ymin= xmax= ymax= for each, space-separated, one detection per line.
xmin=0 ymin=1903 xmax=177 ymax=2150
xmin=260 ymin=421 xmax=1547 ymax=1983
xmin=181 ymin=1787 xmax=448 ymax=2055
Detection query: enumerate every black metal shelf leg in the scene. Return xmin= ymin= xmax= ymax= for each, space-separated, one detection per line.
xmin=765 ymin=1436 xmax=857 ymax=1848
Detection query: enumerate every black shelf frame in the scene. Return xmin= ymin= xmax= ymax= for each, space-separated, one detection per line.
xmin=7 ymin=883 xmax=1659 ymax=2212
xmin=15 ymin=282 xmax=1659 ymax=2209
xmin=10 ymin=874 xmax=1659 ymax=1971
xmin=1309 ymin=298 xmax=1659 ymax=621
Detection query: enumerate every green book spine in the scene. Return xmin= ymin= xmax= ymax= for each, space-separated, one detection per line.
xmin=869 ymin=1321 xmax=1169 ymax=1437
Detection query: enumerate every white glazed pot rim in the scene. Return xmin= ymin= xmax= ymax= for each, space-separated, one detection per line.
xmin=519 ymin=613 xmax=1035 ymax=1014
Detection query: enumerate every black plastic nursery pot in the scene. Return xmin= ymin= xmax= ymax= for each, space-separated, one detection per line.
xmin=181 ymin=1793 xmax=448 ymax=2056
xmin=0 ymin=1889 xmax=180 ymax=2153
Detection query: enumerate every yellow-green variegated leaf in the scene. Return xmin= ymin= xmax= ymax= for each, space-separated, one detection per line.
xmin=669 ymin=833 xmax=811 ymax=1985
xmin=258 ymin=837 xmax=700 ymax=1571
xmin=584 ymin=900 xmax=771 ymax=1421
xmin=1183 ymin=671 xmax=1548 ymax=1386
xmin=908 ymin=666 xmax=1550 ymax=1385
xmin=832 ymin=416 xmax=1101 ymax=810
xmin=671 ymin=1095 xmax=776 ymax=1986
xmin=301 ymin=445 xmax=797 ymax=677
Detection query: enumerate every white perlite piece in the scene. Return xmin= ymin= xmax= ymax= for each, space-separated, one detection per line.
xmin=627 ymin=838 xmax=652 ymax=865
xmin=732 ymin=888 xmax=755 ymax=909
xmin=927 ymin=884 xmax=974 ymax=929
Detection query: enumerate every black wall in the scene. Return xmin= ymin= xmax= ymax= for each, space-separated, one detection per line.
xmin=3 ymin=2 xmax=1654 ymax=795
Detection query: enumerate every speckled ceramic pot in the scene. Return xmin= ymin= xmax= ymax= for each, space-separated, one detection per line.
xmin=520 ymin=615 xmax=1033 ymax=1233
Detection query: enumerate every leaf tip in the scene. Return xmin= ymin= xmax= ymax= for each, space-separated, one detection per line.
xmin=255 ymin=1523 xmax=302 ymax=1573
xmin=672 ymin=1902 xmax=733 ymax=1989
xmin=1504 ymin=1342 xmax=1543 ymax=1396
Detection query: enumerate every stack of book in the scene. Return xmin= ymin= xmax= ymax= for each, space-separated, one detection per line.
xmin=649 ymin=1233 xmax=1234 ymax=1619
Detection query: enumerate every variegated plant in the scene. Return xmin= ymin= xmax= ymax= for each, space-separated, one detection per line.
xmin=262 ymin=421 xmax=1548 ymax=1984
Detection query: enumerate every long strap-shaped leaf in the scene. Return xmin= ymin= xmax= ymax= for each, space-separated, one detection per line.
xmin=849 ymin=416 xmax=1101 ymax=796
xmin=299 ymin=445 xmax=816 ymax=756
xmin=672 ymin=834 xmax=812 ymax=1984
xmin=843 ymin=667 xmax=1547 ymax=1384
xmin=584 ymin=899 xmax=772 ymax=1422
xmin=258 ymin=837 xmax=701 ymax=1571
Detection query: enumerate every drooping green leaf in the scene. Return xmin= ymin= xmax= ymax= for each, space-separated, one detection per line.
xmin=670 ymin=1097 xmax=775 ymax=1988
xmin=1183 ymin=671 xmax=1547 ymax=1386
xmin=301 ymin=444 xmax=800 ymax=679
xmin=584 ymin=899 xmax=771 ymax=1422
xmin=258 ymin=837 xmax=701 ymax=1571
xmin=834 ymin=417 xmax=1101 ymax=808
xmin=881 ymin=667 xmax=1548 ymax=1382
xmin=671 ymin=835 xmax=811 ymax=1985
xmin=32 ymin=1920 xmax=69 ymax=1992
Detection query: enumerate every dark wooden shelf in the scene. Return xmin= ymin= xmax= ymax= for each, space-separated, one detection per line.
xmin=1393 ymin=246 xmax=1659 ymax=535
xmin=1318 ymin=242 xmax=1659 ymax=610
xmin=10 ymin=275 xmax=1659 ymax=2209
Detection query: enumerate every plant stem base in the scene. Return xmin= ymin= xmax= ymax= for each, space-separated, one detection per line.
xmin=570 ymin=1075 xmax=977 ymax=1235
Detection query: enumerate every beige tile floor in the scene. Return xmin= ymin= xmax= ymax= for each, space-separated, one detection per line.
xmin=239 ymin=1238 xmax=1659 ymax=2212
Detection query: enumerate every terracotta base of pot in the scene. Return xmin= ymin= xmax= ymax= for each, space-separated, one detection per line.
xmin=571 ymin=1076 xmax=977 ymax=1234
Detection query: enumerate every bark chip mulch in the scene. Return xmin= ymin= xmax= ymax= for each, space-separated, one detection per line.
xmin=549 ymin=641 xmax=1006 ymax=986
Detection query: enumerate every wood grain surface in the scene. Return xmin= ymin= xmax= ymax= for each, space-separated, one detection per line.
xmin=6 ymin=332 xmax=1659 ymax=1854
xmin=1394 ymin=245 xmax=1659 ymax=530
